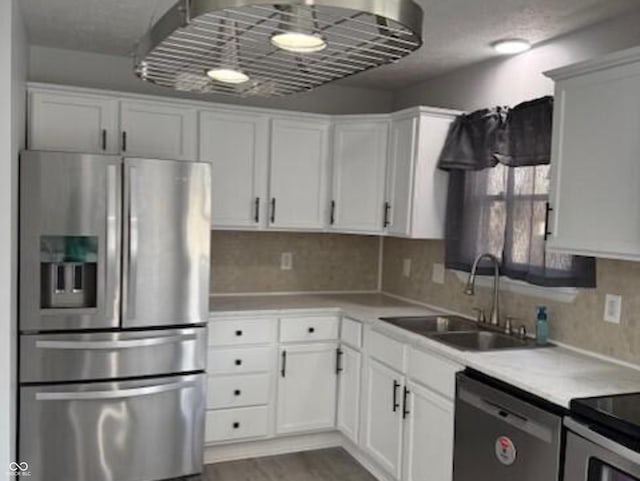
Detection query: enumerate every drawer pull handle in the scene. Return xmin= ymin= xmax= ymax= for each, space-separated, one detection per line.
xmin=281 ymin=350 xmax=287 ymax=378
xmin=235 ymin=359 xmax=242 ymax=366
xmin=235 ymin=330 xmax=243 ymax=337
xmin=233 ymin=422 xmax=240 ymax=429
xmin=234 ymin=389 xmax=241 ymax=396
xmin=308 ymin=327 xmax=315 ymax=334
xmin=402 ymin=387 xmax=410 ymax=419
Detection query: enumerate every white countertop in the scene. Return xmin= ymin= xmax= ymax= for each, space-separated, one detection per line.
xmin=210 ymin=292 xmax=640 ymax=408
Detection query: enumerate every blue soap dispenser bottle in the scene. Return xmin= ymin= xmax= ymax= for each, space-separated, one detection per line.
xmin=536 ymin=305 xmax=549 ymax=346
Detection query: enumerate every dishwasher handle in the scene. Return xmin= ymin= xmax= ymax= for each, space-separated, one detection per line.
xmin=458 ymin=384 xmax=555 ymax=444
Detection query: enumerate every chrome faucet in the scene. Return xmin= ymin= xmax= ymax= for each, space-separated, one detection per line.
xmin=464 ymin=253 xmax=501 ymax=327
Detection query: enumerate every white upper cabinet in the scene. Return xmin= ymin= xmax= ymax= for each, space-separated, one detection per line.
xmin=269 ymin=118 xmax=330 ymax=230
xmin=199 ymin=111 xmax=269 ymax=229
xmin=29 ymin=90 xmax=119 ymax=153
xmin=545 ymin=47 xmax=640 ymax=261
xmin=276 ymin=343 xmax=338 ymax=435
xmin=120 ymin=100 xmax=197 ymax=161
xmin=386 ymin=109 xmax=457 ymax=239
xmin=330 ymin=119 xmax=388 ymax=234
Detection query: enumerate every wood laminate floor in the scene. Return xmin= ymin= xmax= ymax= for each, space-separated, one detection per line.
xmin=187 ymin=448 xmax=377 ymax=481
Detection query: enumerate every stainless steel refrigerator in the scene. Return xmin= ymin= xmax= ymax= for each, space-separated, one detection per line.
xmin=18 ymin=151 xmax=211 ymax=481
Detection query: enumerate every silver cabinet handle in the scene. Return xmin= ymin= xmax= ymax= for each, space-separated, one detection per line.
xmin=35 ymin=333 xmax=197 ymax=350
xmin=36 ymin=379 xmax=197 ymax=401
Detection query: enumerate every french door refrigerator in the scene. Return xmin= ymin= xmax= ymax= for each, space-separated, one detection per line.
xmin=18 ymin=151 xmax=211 ymax=481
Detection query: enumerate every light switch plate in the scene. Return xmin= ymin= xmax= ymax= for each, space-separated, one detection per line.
xmin=280 ymin=252 xmax=293 ymax=271
xmin=402 ymin=258 xmax=412 ymax=278
xmin=432 ymin=263 xmax=445 ymax=284
xmin=604 ymin=294 xmax=622 ymax=324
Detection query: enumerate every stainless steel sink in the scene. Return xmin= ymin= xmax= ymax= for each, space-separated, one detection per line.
xmin=379 ymin=315 xmax=479 ymax=335
xmin=428 ymin=330 xmax=537 ymax=351
xmin=379 ymin=315 xmax=548 ymax=351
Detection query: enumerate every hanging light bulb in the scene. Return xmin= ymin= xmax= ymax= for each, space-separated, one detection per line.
xmin=207 ymin=18 xmax=250 ymax=84
xmin=270 ymin=5 xmax=327 ymax=53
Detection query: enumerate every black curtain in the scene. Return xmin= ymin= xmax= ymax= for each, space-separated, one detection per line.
xmin=439 ymin=97 xmax=596 ymax=288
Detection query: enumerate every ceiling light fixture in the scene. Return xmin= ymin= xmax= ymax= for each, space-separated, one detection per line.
xmin=270 ymin=5 xmax=327 ymax=53
xmin=492 ymin=39 xmax=532 ymax=55
xmin=206 ymin=68 xmax=250 ymax=84
xmin=134 ymin=0 xmax=424 ymax=97
xmin=271 ymin=32 xmax=327 ymax=53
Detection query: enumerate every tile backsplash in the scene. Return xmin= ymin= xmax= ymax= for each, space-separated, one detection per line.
xmin=211 ymin=231 xmax=380 ymax=294
xmin=382 ymin=237 xmax=640 ymax=365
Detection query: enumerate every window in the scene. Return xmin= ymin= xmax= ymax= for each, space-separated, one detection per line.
xmin=439 ymin=97 xmax=596 ymax=289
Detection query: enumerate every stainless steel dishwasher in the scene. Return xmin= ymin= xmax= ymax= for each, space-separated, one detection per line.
xmin=453 ymin=371 xmax=564 ymax=481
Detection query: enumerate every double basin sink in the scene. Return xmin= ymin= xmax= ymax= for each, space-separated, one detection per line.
xmin=380 ymin=315 xmax=545 ymax=352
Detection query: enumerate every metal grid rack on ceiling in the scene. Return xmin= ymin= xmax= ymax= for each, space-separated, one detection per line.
xmin=135 ymin=2 xmax=422 ymax=97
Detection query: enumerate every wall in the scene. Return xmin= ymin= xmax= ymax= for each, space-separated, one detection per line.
xmin=28 ymin=46 xmax=394 ymax=115
xmin=211 ymin=231 xmax=380 ymax=295
xmin=0 ymin=0 xmax=27 ymax=472
xmin=382 ymin=239 xmax=640 ymax=365
xmin=393 ymin=7 xmax=640 ymax=111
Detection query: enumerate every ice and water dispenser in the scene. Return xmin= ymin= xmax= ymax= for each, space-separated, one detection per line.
xmin=40 ymin=236 xmax=98 ymax=309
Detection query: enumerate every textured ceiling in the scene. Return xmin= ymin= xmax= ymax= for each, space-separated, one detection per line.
xmin=20 ymin=0 xmax=640 ymax=90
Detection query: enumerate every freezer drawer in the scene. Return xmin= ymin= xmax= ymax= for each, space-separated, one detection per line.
xmin=20 ymin=327 xmax=206 ymax=383
xmin=19 ymin=373 xmax=206 ymax=481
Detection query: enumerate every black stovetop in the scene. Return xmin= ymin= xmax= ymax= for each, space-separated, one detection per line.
xmin=571 ymin=393 xmax=640 ymax=450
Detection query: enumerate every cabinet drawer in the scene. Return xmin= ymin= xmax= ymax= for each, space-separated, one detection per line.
xmin=408 ymin=347 xmax=462 ymax=400
xmin=340 ymin=317 xmax=362 ymax=348
xmin=280 ymin=316 xmax=339 ymax=343
xmin=205 ymin=406 xmax=269 ymax=443
xmin=207 ymin=374 xmax=270 ymax=409
xmin=207 ymin=347 xmax=273 ymax=375
xmin=366 ymin=330 xmax=406 ymax=372
xmin=209 ymin=318 xmax=277 ymax=346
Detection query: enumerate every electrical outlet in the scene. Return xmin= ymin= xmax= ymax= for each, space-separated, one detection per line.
xmin=604 ymin=294 xmax=622 ymax=324
xmin=432 ymin=263 xmax=445 ymax=284
xmin=280 ymin=252 xmax=293 ymax=271
xmin=402 ymin=258 xmax=412 ymax=278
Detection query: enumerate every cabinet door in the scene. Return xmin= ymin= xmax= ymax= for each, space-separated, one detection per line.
xmin=363 ymin=358 xmax=404 ymax=479
xmin=548 ymin=61 xmax=640 ymax=259
xmin=386 ymin=117 xmax=417 ymax=237
xmin=337 ymin=345 xmax=361 ymax=444
xmin=29 ymin=90 xmax=119 ymax=153
xmin=276 ymin=343 xmax=337 ymax=434
xmin=402 ymin=381 xmax=455 ymax=481
xmin=200 ymin=111 xmax=269 ymax=229
xmin=120 ymin=100 xmax=197 ymax=160
xmin=269 ymin=118 xmax=330 ymax=230
xmin=331 ymin=121 xmax=388 ymax=233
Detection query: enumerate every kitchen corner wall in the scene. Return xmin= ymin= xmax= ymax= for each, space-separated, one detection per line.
xmin=211 ymin=231 xmax=380 ymax=294
xmin=382 ymin=238 xmax=640 ymax=365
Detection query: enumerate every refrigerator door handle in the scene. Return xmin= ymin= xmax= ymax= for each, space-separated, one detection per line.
xmin=105 ymin=163 xmax=120 ymax=324
xmin=35 ymin=379 xmax=198 ymax=401
xmin=35 ymin=334 xmax=197 ymax=350
xmin=125 ymin=164 xmax=139 ymax=323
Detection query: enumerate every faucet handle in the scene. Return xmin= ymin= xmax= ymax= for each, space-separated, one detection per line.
xmin=517 ymin=324 xmax=528 ymax=339
xmin=472 ymin=308 xmax=486 ymax=323
xmin=504 ymin=316 xmax=514 ymax=335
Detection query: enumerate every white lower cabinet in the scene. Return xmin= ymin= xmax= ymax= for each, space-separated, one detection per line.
xmin=337 ymin=344 xmax=361 ymax=444
xmin=276 ymin=343 xmax=338 ymax=434
xmin=402 ymin=381 xmax=455 ymax=481
xmin=363 ymin=358 xmax=405 ymax=479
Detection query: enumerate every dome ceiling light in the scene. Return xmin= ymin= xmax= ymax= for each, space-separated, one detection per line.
xmin=134 ymin=0 xmax=424 ymax=97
